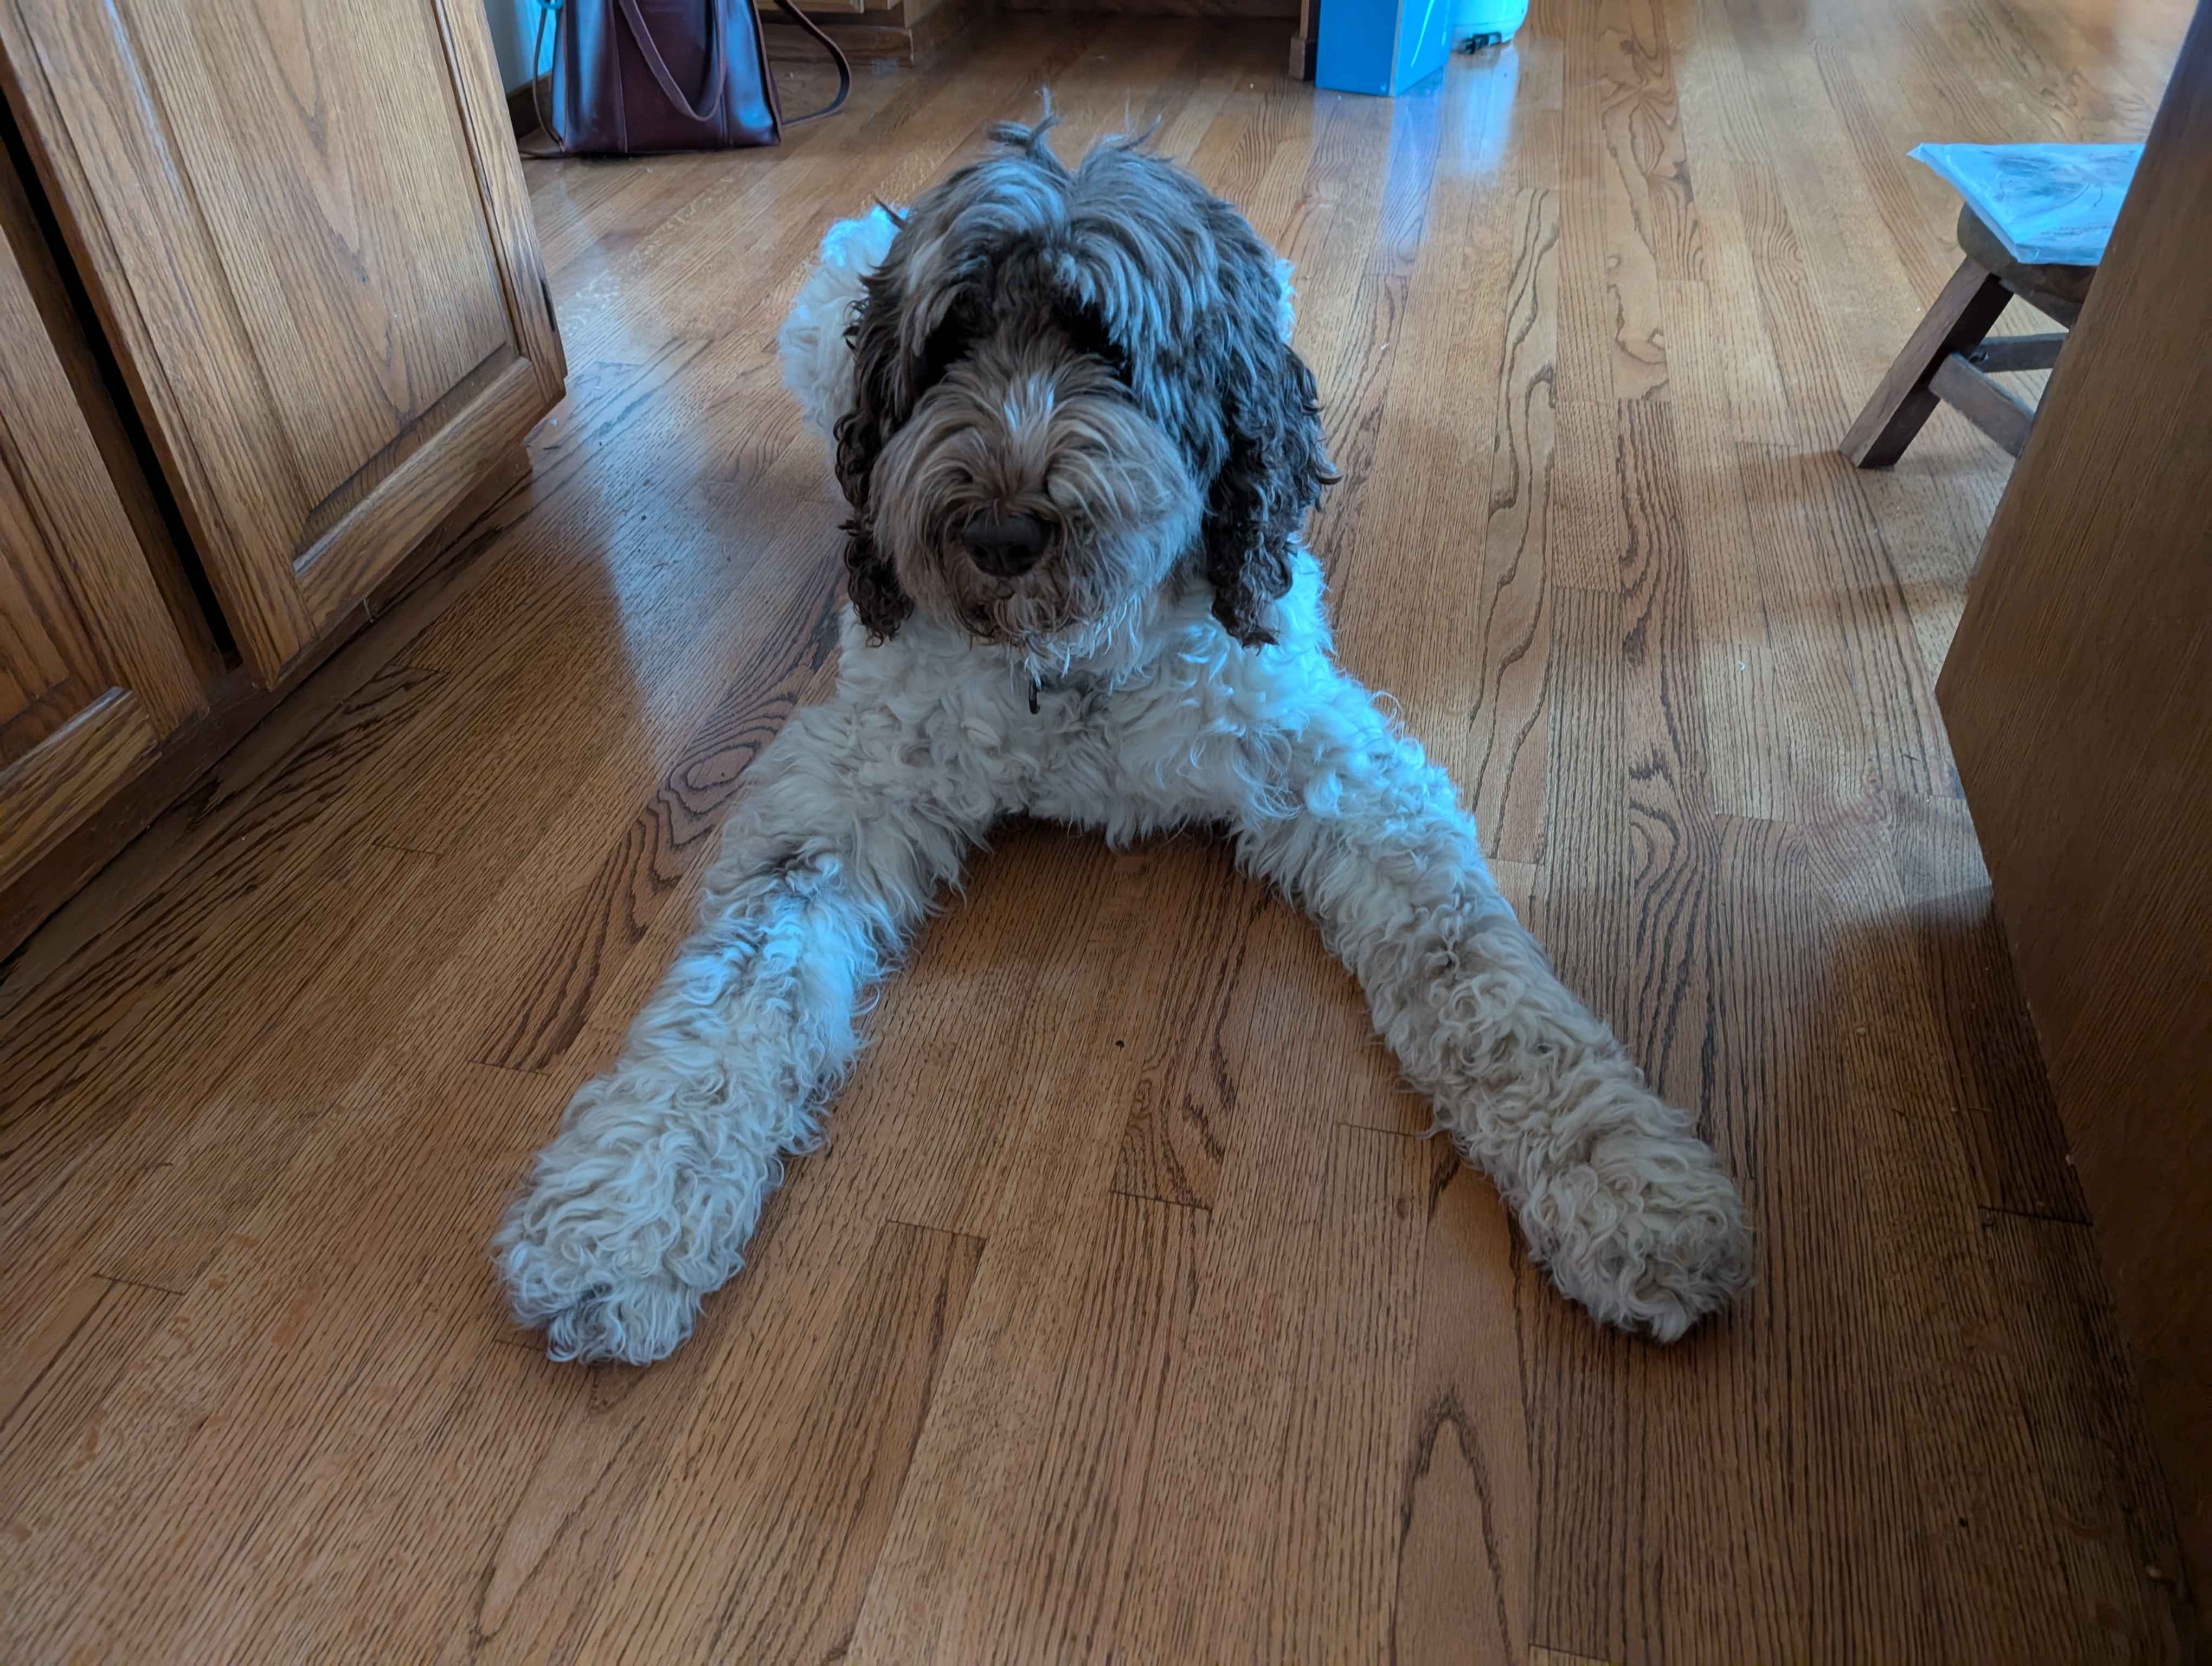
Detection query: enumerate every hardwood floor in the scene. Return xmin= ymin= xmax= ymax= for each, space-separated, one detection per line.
xmin=0 ymin=2 xmax=2200 ymax=1659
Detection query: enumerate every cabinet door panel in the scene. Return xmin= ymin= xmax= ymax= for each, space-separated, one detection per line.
xmin=152 ymin=0 xmax=516 ymax=505
xmin=0 ymin=155 xmax=209 ymax=891
xmin=1 ymin=0 xmax=565 ymax=682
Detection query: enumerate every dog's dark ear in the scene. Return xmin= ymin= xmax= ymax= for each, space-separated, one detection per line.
xmin=833 ymin=264 xmax=915 ymax=642
xmin=1199 ymin=223 xmax=1335 ymax=648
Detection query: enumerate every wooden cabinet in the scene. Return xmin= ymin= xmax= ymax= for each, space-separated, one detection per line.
xmin=0 ymin=148 xmax=214 ymax=896
xmin=0 ymin=0 xmax=563 ymax=951
xmin=1937 ymin=0 xmax=2212 ymax=1594
xmin=0 ymin=0 xmax=564 ymax=683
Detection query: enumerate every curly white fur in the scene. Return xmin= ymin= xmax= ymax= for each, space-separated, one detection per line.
xmin=497 ymin=215 xmax=1752 ymax=1366
xmin=778 ymin=206 xmax=902 ymax=443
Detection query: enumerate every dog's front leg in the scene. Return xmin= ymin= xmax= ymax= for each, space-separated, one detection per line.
xmin=494 ymin=699 xmax=988 ymax=1364
xmin=1228 ymin=667 xmax=1751 ymax=1341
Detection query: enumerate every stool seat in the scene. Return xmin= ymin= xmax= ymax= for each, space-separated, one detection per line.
xmin=1956 ymin=206 xmax=2093 ymax=326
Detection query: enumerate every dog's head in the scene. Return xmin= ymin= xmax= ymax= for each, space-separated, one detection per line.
xmin=832 ymin=116 xmax=1334 ymax=662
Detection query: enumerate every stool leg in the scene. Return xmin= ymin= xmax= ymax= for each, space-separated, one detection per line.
xmin=1842 ymin=258 xmax=2013 ymax=467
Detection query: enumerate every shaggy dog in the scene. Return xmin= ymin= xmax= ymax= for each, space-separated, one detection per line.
xmin=497 ymin=118 xmax=1752 ymax=1366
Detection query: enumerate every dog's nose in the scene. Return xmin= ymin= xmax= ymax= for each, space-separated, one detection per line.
xmin=965 ymin=513 xmax=1049 ymax=578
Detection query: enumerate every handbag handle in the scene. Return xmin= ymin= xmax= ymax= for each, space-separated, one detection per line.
xmin=528 ymin=0 xmax=564 ymax=153
xmin=614 ymin=0 xmax=729 ymax=124
xmin=759 ymin=0 xmax=851 ymax=126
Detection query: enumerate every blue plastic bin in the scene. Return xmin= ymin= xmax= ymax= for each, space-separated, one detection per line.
xmin=1316 ymin=0 xmax=1455 ymax=97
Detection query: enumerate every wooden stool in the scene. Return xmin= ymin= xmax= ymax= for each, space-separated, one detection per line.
xmin=1842 ymin=206 xmax=2097 ymax=466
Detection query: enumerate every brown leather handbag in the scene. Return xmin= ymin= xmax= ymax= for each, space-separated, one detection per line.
xmin=529 ymin=0 xmax=850 ymax=157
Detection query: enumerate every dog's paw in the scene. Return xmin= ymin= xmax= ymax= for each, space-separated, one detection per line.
xmin=1522 ymin=1116 xmax=1752 ymax=1343
xmin=496 ymin=1189 xmax=710 ymax=1366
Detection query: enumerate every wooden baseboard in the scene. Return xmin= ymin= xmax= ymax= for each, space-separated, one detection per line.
xmin=1002 ymin=0 xmax=1298 ymax=12
xmin=763 ymin=0 xmax=977 ymax=67
xmin=764 ymin=17 xmax=912 ymax=65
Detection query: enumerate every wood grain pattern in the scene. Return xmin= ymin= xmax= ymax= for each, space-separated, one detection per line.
xmin=1468 ymin=183 xmax=1560 ymax=863
xmin=1108 ymin=868 xmax=1274 ymax=1207
xmin=0 ymin=443 xmax=526 ymax=966
xmin=0 ymin=1274 xmax=178 ymax=1529
xmin=959 ymin=1193 xmax=1204 ymax=1661
xmin=1936 ymin=0 xmax=2212 ymax=1593
xmin=1887 ymin=793 xmax=2086 ymax=1221
xmin=0 ymin=0 xmax=563 ymax=678
xmin=1982 ymin=1211 xmax=2200 ymax=1661
xmin=1 ymin=9 xmax=2200 ymax=1661
xmin=0 ymin=144 xmax=210 ymax=729
xmin=1390 ymin=1149 xmax=1532 ymax=1665
xmin=0 ymin=690 xmax=156 ymax=893
xmin=0 ymin=137 xmax=212 ymax=894
xmin=1227 ymin=1125 xmax=1432 ymax=1660
xmin=613 ymin=1220 xmax=985 ymax=1663
xmin=473 ymin=564 xmax=843 ymax=1073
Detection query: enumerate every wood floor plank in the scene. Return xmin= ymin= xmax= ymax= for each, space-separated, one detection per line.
xmin=1638 ymin=816 xmax=1832 ymax=1659
xmin=1980 ymin=1210 xmax=2198 ymax=1663
xmin=1236 ymin=1125 xmax=1431 ymax=1661
xmin=1331 ymin=53 xmax=1524 ymax=783
xmin=1296 ymin=84 xmax=1441 ymax=580
xmin=0 ymin=1064 xmax=552 ymax=1660
xmin=472 ymin=564 xmax=843 ymax=1074
xmin=0 ymin=841 xmax=421 ymax=1385
xmin=1467 ymin=182 xmax=1561 ymax=863
xmin=964 ymin=1193 xmax=1205 ymax=1662
xmin=1583 ymin=0 xmax=1685 ymax=401
xmin=1699 ymin=815 xmax=1918 ymax=1662
xmin=0 ymin=666 xmax=452 ymax=1170
xmin=1528 ymin=585 xmax=1636 ymax=1660
xmin=1554 ymin=1 xmax=1622 ymax=411
xmin=1615 ymin=396 xmax=1716 ymax=1107
xmin=603 ymin=1221 xmax=985 ymax=1664
xmin=1389 ymin=1148 xmax=1534 ymax=1665
xmin=1888 ymin=792 xmax=2088 ymax=1221
xmin=452 ymin=1343 xmax=755 ymax=1663
xmin=1108 ymin=864 xmax=1275 ymax=1208
xmin=1112 ymin=902 xmax=1389 ymax=1661
xmin=0 ymin=1276 xmax=177 ymax=1530
xmin=1548 ymin=398 xmax=1629 ymax=592
xmin=1657 ymin=276 xmax=1787 ymax=821
xmin=1805 ymin=819 xmax=2093 ymax=1661
xmin=365 ymin=441 xmax=837 ymax=856
xmin=0 ymin=1266 xmax=107 ymax=1437
xmin=1676 ymin=31 xmax=1962 ymax=806
xmin=1538 ymin=585 xmax=1629 ymax=1020
xmin=840 ymin=848 xmax=1282 ymax=1662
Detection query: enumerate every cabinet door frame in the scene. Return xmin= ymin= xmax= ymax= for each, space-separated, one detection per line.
xmin=0 ymin=0 xmax=565 ymax=683
xmin=0 ymin=145 xmax=209 ymax=894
